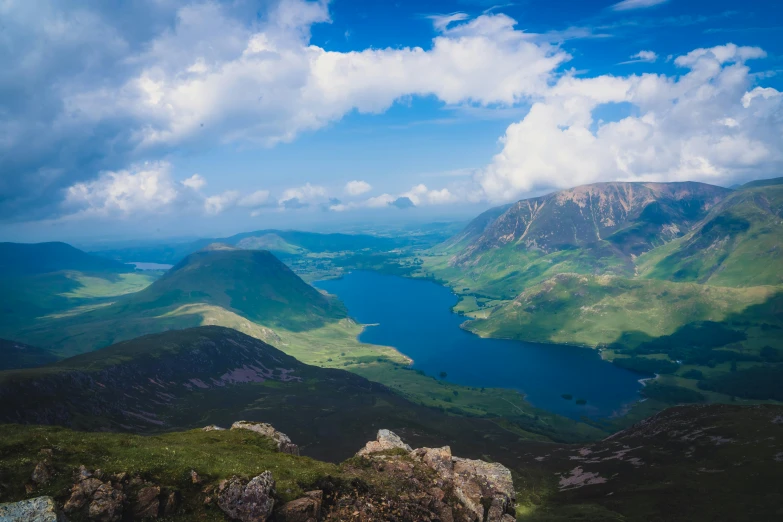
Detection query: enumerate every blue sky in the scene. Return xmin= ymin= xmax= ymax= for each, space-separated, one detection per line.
xmin=0 ymin=0 xmax=781 ymax=242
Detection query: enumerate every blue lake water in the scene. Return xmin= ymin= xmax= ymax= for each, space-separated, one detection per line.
xmin=131 ymin=262 xmax=174 ymax=271
xmin=315 ymin=271 xmax=645 ymax=419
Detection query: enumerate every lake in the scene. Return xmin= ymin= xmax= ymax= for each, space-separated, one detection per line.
xmin=316 ymin=271 xmax=645 ymax=419
xmin=131 ymin=262 xmax=174 ymax=271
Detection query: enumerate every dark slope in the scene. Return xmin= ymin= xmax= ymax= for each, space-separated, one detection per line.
xmin=644 ymin=181 xmax=783 ymax=286
xmin=451 ymin=181 xmax=730 ymax=265
xmin=0 ymin=326 xmax=555 ymax=462
xmin=513 ymin=404 xmax=783 ymax=521
xmin=93 ymin=229 xmax=400 ymax=265
xmin=120 ymin=247 xmax=346 ymax=330
xmin=0 ymin=242 xmax=132 ymax=275
xmin=0 ymin=339 xmax=57 ymax=371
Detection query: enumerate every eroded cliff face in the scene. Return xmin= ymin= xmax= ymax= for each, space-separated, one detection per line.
xmin=453 ymin=181 xmax=730 ymax=264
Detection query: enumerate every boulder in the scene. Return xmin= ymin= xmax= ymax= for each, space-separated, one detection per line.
xmin=356 ymin=429 xmax=412 ymax=457
xmin=31 ymin=461 xmax=53 ymax=486
xmin=230 ymin=421 xmax=300 ymax=456
xmin=452 ymin=458 xmax=515 ymax=522
xmin=63 ymin=477 xmax=104 ymax=512
xmin=88 ymin=483 xmax=124 ymax=522
xmin=0 ymin=496 xmax=64 ymax=522
xmin=217 ymin=472 xmax=276 ymax=522
xmin=134 ymin=485 xmax=160 ymax=519
xmin=275 ymin=490 xmax=323 ymax=522
xmin=202 ymin=425 xmax=225 ymax=432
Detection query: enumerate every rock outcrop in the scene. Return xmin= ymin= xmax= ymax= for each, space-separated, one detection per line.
xmin=355 ymin=430 xmax=516 ymax=522
xmin=217 ymin=472 xmax=276 ymax=522
xmin=355 ymin=429 xmax=412 ymax=456
xmin=0 ymin=496 xmax=65 ymax=522
xmin=276 ymin=490 xmax=323 ymax=522
xmin=231 ymin=421 xmax=300 ymax=455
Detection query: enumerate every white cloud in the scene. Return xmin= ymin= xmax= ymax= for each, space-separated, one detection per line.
xmin=66 ymin=5 xmax=568 ymax=150
xmin=427 ymin=12 xmax=469 ymax=32
xmin=623 ymin=50 xmax=658 ymax=64
xmin=238 ymin=190 xmax=271 ymax=207
xmin=181 ymin=173 xmax=206 ymax=190
xmin=344 ymin=180 xmax=372 ymax=196
xmin=204 ymin=190 xmax=240 ymax=215
xmin=65 ymin=161 xmax=180 ymax=216
xmin=279 ymin=182 xmax=328 ymax=208
xmin=611 ymin=0 xmax=668 ymax=11
xmin=474 ymin=44 xmax=782 ymax=201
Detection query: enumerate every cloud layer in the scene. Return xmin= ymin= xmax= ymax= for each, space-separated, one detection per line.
xmin=1 ymin=1 xmax=781 ymax=224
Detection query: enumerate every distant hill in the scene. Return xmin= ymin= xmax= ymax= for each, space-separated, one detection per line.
xmin=453 ymin=181 xmax=730 ymax=266
xmin=0 ymin=242 xmax=132 ymax=275
xmin=122 ymin=246 xmax=346 ymax=330
xmin=93 ymin=229 xmax=400 ymax=265
xmin=740 ymin=176 xmax=783 ymax=189
xmin=0 ymin=339 xmax=57 ymax=371
xmin=5 ymin=248 xmax=348 ymax=357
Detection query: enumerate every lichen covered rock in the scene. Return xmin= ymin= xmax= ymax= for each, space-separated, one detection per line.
xmin=276 ymin=490 xmax=323 ymax=522
xmin=217 ymin=471 xmax=276 ymax=522
xmin=0 ymin=496 xmax=64 ymax=522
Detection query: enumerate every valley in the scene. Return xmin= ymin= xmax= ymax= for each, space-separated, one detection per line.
xmin=0 ymin=179 xmax=781 ymax=520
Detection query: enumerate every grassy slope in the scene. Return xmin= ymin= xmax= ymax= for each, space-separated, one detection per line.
xmin=638 ymin=183 xmax=783 ymax=287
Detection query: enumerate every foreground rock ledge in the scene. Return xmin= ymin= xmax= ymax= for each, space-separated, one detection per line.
xmin=229 ymin=421 xmax=301 ymax=455
xmin=356 ymin=429 xmax=517 ymax=522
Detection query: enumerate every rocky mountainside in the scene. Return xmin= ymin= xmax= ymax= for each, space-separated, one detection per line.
xmin=453 ymin=181 xmax=729 ymax=265
xmin=0 ymin=242 xmax=132 ymax=275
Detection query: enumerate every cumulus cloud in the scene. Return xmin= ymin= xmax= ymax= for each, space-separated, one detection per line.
xmin=204 ymin=190 xmax=240 ymax=215
xmin=474 ymin=44 xmax=782 ymax=202
xmin=611 ymin=0 xmax=668 ymax=11
xmin=344 ymin=180 xmax=372 ymax=196
xmin=0 ymin=0 xmax=571 ymax=222
xmin=238 ymin=190 xmax=271 ymax=207
xmin=181 ymin=174 xmax=206 ymax=190
xmin=65 ymin=162 xmax=180 ymax=216
xmin=279 ymin=183 xmax=328 ymax=209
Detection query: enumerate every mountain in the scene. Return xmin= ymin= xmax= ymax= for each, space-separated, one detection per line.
xmin=0 ymin=242 xmax=132 ymax=275
xmin=0 ymin=339 xmax=57 ymax=371
xmin=434 ymin=203 xmax=513 ymax=253
xmin=639 ymin=181 xmax=783 ymax=286
xmin=92 ymin=229 xmax=400 ymax=265
xmin=0 ymin=326 xmax=553 ymax=463
xmin=453 ymin=181 xmax=730 ymax=266
xmin=121 ymin=246 xmax=346 ymax=330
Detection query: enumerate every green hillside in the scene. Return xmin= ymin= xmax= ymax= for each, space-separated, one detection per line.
xmin=423 ymin=179 xmax=783 ymax=409
xmin=121 ymin=246 xmax=346 ymax=330
xmin=0 ymin=242 xmax=132 ymax=275
xmin=639 ymin=182 xmax=783 ymax=287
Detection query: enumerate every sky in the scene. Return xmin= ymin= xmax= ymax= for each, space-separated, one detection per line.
xmin=0 ymin=0 xmax=781 ymax=243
